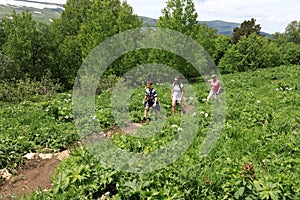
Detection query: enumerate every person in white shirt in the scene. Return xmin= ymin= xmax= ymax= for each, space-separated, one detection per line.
xmin=171 ymin=76 xmax=186 ymax=115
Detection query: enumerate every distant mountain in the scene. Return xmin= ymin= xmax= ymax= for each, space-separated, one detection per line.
xmin=0 ymin=2 xmax=270 ymax=36
xmin=0 ymin=1 xmax=63 ymax=23
xmin=140 ymin=16 xmax=270 ymax=37
xmin=139 ymin=16 xmax=240 ymax=36
xmin=198 ymin=20 xmax=240 ymax=36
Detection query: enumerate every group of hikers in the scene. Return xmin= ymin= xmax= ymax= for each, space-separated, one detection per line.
xmin=142 ymin=74 xmax=221 ymax=121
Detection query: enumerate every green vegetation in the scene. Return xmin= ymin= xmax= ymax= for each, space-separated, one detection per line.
xmin=0 ymin=5 xmax=61 ymax=24
xmin=2 ymin=0 xmax=300 ymax=87
xmin=0 ymin=5 xmax=240 ymax=35
xmin=0 ymin=78 xmax=77 ymax=170
xmin=232 ymin=18 xmax=261 ymax=44
xmin=0 ymin=65 xmax=299 ymax=199
xmin=0 ymin=0 xmax=300 ymax=199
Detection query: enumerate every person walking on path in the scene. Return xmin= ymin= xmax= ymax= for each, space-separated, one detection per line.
xmin=171 ymin=76 xmax=186 ymax=114
xmin=205 ymin=74 xmax=221 ymax=103
xmin=142 ymin=81 xmax=159 ymax=121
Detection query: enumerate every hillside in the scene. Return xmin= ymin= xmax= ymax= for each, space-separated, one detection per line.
xmin=0 ymin=64 xmax=299 ymax=199
xmin=140 ymin=16 xmax=270 ymax=36
xmin=0 ymin=4 xmax=62 ymax=23
xmin=0 ymin=3 xmax=241 ymax=36
xmin=199 ymin=20 xmax=240 ymax=36
xmin=140 ymin=16 xmax=241 ymax=36
xmin=0 ymin=3 xmax=270 ymax=36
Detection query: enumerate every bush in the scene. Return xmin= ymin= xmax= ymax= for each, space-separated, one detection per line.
xmin=96 ymin=74 xmax=122 ymax=95
xmin=0 ymin=75 xmax=62 ymax=103
xmin=219 ymin=34 xmax=281 ymax=73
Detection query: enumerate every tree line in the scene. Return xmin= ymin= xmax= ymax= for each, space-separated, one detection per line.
xmin=1 ymin=0 xmax=300 ymax=90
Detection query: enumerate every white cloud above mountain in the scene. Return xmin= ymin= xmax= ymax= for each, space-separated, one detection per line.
xmin=126 ymin=0 xmax=300 ymax=33
xmin=1 ymin=0 xmax=300 ymax=33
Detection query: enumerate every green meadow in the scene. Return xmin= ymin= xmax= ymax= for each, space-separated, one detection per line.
xmin=0 ymin=65 xmax=299 ymax=199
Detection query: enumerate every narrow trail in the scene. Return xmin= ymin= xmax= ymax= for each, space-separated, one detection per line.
xmin=118 ymin=103 xmax=195 ymax=135
xmin=0 ymin=151 xmax=69 ymax=200
xmin=0 ymin=103 xmax=195 ymax=199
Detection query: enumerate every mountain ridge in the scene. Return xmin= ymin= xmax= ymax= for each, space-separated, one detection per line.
xmin=0 ymin=2 xmax=270 ymax=36
xmin=139 ymin=16 xmax=242 ymax=36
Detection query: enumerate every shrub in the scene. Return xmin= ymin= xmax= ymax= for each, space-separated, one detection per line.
xmin=0 ymin=75 xmax=62 ymax=103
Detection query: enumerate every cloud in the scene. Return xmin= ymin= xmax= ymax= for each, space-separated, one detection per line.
xmin=127 ymin=0 xmax=300 ymax=33
xmin=3 ymin=0 xmax=299 ymax=33
xmin=126 ymin=0 xmax=165 ymax=18
xmin=195 ymin=0 xmax=300 ymax=33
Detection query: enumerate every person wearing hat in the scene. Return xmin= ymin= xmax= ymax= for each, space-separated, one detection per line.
xmin=171 ymin=76 xmax=186 ymax=114
xmin=142 ymin=81 xmax=159 ymax=121
xmin=205 ymin=74 xmax=221 ymax=102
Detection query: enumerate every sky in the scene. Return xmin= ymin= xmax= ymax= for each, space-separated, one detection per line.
xmin=1 ymin=0 xmax=300 ymax=33
xmin=126 ymin=0 xmax=300 ymax=34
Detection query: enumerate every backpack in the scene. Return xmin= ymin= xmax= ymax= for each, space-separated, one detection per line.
xmin=172 ymin=82 xmax=183 ymax=92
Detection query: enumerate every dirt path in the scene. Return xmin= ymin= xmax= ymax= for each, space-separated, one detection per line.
xmin=0 ymin=157 xmax=60 ymax=200
xmin=0 ymin=104 xmax=195 ymax=199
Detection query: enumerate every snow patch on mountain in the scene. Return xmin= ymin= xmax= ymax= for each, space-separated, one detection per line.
xmin=0 ymin=0 xmax=65 ymax=10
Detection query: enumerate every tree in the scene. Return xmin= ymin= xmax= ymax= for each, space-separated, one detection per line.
xmin=232 ymin=18 xmax=262 ymax=44
xmin=284 ymin=20 xmax=300 ymax=44
xmin=279 ymin=42 xmax=300 ymax=65
xmin=49 ymin=0 xmax=92 ymax=88
xmin=219 ymin=33 xmax=281 ymax=73
xmin=270 ymin=32 xmax=288 ymax=46
xmin=212 ymin=34 xmax=232 ymax=66
xmin=153 ymin=0 xmax=210 ymax=78
xmin=0 ymin=18 xmax=6 ymax=51
xmin=79 ymin=0 xmax=142 ymax=58
xmin=59 ymin=0 xmax=92 ymax=36
xmin=194 ymin=23 xmax=218 ymax=59
xmin=269 ymin=21 xmax=300 ymax=65
xmin=157 ymin=0 xmax=199 ymax=36
xmin=77 ymin=0 xmax=142 ymax=80
xmin=2 ymin=11 xmax=51 ymax=80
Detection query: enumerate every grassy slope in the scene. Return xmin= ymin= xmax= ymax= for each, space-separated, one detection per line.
xmin=0 ymin=65 xmax=299 ymax=198
xmin=53 ymin=65 xmax=300 ymax=198
xmin=217 ymin=65 xmax=299 ymax=169
xmin=0 ymin=5 xmax=61 ymax=23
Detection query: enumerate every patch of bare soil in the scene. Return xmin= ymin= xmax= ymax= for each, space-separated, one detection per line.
xmin=184 ymin=104 xmax=194 ymax=113
xmin=0 ymin=151 xmax=70 ymax=200
xmin=0 ymin=102 xmax=195 ymax=200
xmin=0 ymin=158 xmax=60 ymax=200
xmin=120 ymin=123 xmax=143 ymax=134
